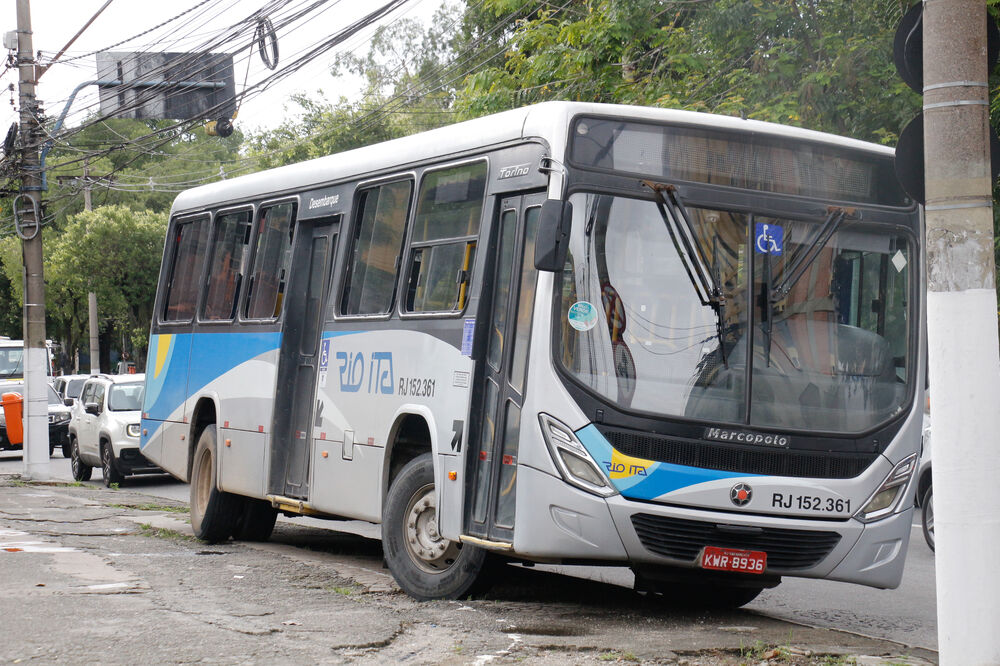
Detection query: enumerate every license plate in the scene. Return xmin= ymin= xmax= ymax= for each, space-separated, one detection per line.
xmin=700 ymin=546 xmax=766 ymax=574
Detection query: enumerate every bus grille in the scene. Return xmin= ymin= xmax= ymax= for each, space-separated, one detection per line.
xmin=598 ymin=427 xmax=876 ymax=479
xmin=630 ymin=514 xmax=842 ymax=570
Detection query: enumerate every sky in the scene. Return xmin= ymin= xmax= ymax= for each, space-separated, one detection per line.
xmin=0 ymin=0 xmax=442 ymax=137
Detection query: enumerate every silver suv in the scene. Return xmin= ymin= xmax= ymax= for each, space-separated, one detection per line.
xmin=68 ymin=374 xmax=159 ymax=486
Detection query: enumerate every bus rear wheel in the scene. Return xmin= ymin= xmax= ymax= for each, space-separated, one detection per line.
xmin=190 ymin=425 xmax=241 ymax=543
xmin=382 ymin=453 xmax=487 ymax=600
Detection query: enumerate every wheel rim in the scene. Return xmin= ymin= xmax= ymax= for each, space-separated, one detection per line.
xmin=193 ymin=445 xmax=213 ymax=524
xmin=403 ymin=482 xmax=460 ymax=574
xmin=102 ymin=445 xmax=111 ymax=478
xmin=70 ymin=441 xmax=80 ymax=476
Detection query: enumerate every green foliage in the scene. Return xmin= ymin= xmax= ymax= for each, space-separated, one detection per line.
xmin=43 ymin=120 xmax=244 ymax=230
xmin=454 ymin=0 xmax=918 ymax=145
xmin=45 ymin=205 xmax=167 ymax=365
xmin=247 ymin=5 xmax=463 ymax=168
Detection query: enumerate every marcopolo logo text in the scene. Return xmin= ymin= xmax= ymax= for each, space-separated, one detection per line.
xmin=705 ymin=427 xmax=788 ymax=448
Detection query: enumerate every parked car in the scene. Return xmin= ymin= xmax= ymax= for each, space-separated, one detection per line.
xmin=68 ymin=374 xmax=159 ymax=486
xmin=51 ymin=374 xmax=90 ymax=405
xmin=0 ymin=381 xmax=72 ymax=457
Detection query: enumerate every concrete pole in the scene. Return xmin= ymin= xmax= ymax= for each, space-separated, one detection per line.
xmin=923 ymin=1 xmax=1000 ymax=662
xmin=88 ymin=292 xmax=99 ymax=375
xmin=83 ymin=159 xmax=100 ymax=375
xmin=16 ymin=0 xmax=49 ymax=481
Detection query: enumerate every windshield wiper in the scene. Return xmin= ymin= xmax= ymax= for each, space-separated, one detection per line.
xmin=760 ymin=206 xmax=854 ymax=367
xmin=642 ymin=180 xmax=729 ymax=366
xmin=770 ymin=206 xmax=853 ymax=303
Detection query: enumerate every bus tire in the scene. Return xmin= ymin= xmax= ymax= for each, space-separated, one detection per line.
xmin=190 ymin=425 xmax=241 ymax=543
xmin=70 ymin=436 xmax=92 ymax=482
xmin=922 ymin=485 xmax=934 ymax=552
xmin=233 ymin=498 xmax=278 ymax=542
xmin=382 ymin=453 xmax=487 ymax=600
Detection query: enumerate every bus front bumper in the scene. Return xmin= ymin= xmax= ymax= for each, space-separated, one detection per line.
xmin=512 ymin=464 xmax=912 ymax=589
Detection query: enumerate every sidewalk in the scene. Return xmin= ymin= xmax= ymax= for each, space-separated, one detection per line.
xmin=0 ymin=475 xmax=937 ymax=665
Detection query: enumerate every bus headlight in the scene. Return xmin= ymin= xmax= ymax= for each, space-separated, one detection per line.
xmin=538 ymin=413 xmax=617 ymax=497
xmin=126 ymin=423 xmax=141 ymax=438
xmin=854 ymin=453 xmax=917 ymax=523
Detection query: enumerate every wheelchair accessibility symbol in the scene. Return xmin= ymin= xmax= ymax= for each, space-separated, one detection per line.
xmin=755 ymin=222 xmax=783 ymax=255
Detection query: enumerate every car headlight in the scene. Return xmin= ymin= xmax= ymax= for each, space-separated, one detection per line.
xmin=50 ymin=412 xmax=70 ymax=424
xmin=855 ymin=453 xmax=918 ymax=523
xmin=538 ymin=413 xmax=617 ymax=497
xmin=126 ymin=423 xmax=141 ymax=438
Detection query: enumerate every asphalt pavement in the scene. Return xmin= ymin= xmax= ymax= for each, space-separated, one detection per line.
xmin=0 ymin=466 xmax=937 ymax=665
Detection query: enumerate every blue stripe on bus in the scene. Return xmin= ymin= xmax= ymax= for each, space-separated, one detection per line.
xmin=575 ymin=424 xmax=751 ymax=500
xmin=143 ymin=329 xmax=364 ymax=432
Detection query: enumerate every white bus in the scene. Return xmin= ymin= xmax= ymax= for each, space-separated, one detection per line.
xmin=141 ymin=102 xmax=924 ymax=605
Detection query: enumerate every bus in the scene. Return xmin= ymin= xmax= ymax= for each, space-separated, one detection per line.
xmin=141 ymin=102 xmax=924 ymax=605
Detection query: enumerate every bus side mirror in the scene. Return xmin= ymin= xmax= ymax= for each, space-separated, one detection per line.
xmin=534 ymin=200 xmax=573 ymax=272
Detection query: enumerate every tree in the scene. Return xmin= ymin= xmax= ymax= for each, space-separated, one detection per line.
xmin=45 ymin=205 xmax=167 ymax=369
xmin=455 ymin=0 xmax=919 ymax=145
xmin=246 ymin=4 xmax=463 ymax=168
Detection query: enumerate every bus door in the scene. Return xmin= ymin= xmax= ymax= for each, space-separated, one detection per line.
xmin=268 ymin=216 xmax=339 ymax=499
xmin=466 ymin=193 xmax=544 ymax=542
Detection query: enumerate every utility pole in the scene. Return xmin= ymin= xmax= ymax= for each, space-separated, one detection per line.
xmin=924 ymin=1 xmax=1000 ymax=663
xmin=15 ymin=0 xmax=49 ymax=481
xmin=83 ymin=159 xmax=99 ymax=374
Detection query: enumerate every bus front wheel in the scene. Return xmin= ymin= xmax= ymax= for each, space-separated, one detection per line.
xmin=382 ymin=453 xmax=487 ymax=600
xmin=190 ymin=425 xmax=241 ymax=543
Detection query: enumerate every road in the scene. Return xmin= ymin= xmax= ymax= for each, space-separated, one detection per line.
xmin=1 ymin=450 xmax=938 ymax=652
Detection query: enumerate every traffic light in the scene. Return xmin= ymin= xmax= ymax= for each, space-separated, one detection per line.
xmin=206 ymin=112 xmax=236 ymax=138
xmin=893 ymin=3 xmax=1000 ymax=204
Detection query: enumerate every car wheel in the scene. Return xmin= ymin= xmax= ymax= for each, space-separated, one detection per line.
xmin=49 ymin=440 xmax=55 ymax=456
xmin=232 ymin=497 xmax=278 ymax=542
xmin=189 ymin=425 xmax=242 ymax=543
xmin=922 ymin=485 xmax=935 ymax=552
xmin=62 ymin=440 xmax=71 ymax=458
xmin=382 ymin=453 xmax=488 ymax=600
xmin=70 ymin=437 xmax=92 ymax=482
xmin=101 ymin=441 xmax=125 ymax=487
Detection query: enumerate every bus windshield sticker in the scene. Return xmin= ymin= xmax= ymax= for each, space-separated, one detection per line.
xmin=318 ymin=339 xmax=330 ymax=387
xmin=892 ymin=250 xmax=907 ymax=272
xmin=462 ymin=318 xmax=475 ymax=356
xmin=568 ymin=301 xmax=598 ymax=331
xmin=754 ymin=222 xmax=783 ymax=255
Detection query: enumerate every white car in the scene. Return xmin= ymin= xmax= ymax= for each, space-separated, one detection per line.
xmin=68 ymin=374 xmax=160 ymax=486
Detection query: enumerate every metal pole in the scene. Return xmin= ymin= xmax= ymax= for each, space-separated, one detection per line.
xmin=923 ymin=1 xmax=1000 ymax=662
xmin=15 ymin=0 xmax=49 ymax=480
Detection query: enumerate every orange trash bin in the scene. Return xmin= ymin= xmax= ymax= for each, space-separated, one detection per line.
xmin=1 ymin=392 xmax=24 ymax=446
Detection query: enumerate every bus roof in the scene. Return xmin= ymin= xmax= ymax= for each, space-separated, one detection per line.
xmin=172 ymin=101 xmax=896 ymax=215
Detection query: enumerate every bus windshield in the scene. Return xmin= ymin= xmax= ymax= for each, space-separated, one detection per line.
xmin=556 ymin=192 xmax=911 ymax=434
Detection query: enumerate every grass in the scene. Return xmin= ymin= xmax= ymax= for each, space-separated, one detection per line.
xmin=598 ymin=652 xmax=639 ymax=663
xmin=109 ymin=502 xmax=188 ymax=513
xmin=137 ymin=523 xmax=197 ymax=542
xmin=329 ymin=586 xmax=355 ymax=596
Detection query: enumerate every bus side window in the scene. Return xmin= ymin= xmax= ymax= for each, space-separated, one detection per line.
xmin=244 ymin=202 xmax=296 ymax=320
xmin=341 ymin=180 xmax=413 ymax=316
xmin=163 ymin=215 xmax=210 ymax=322
xmin=404 ymin=161 xmax=486 ymax=314
xmin=202 ymin=209 xmax=252 ymax=321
